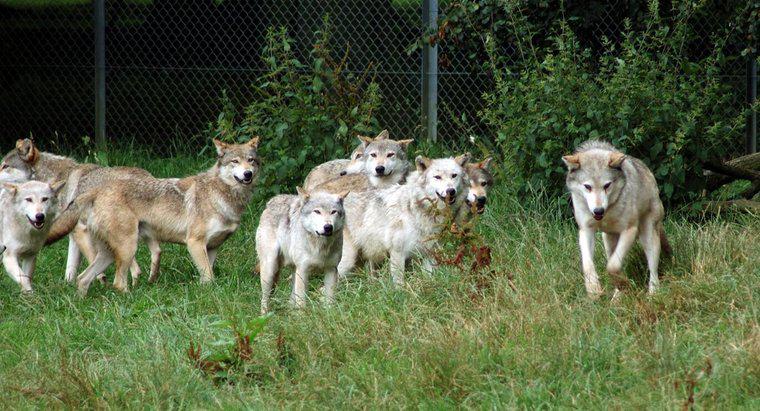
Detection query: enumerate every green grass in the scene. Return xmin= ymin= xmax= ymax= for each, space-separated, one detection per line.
xmin=0 ymin=152 xmax=758 ymax=409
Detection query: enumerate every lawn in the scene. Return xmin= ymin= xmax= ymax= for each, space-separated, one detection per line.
xmin=0 ymin=151 xmax=758 ymax=408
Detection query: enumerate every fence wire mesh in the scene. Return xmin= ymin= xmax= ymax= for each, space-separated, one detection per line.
xmin=0 ymin=0 xmax=754 ymax=156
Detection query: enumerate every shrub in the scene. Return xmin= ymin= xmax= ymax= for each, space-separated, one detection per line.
xmin=208 ymin=20 xmax=381 ymax=197
xmin=480 ymin=1 xmax=747 ymax=206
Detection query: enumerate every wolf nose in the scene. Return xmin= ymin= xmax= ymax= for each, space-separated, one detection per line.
xmin=476 ymin=196 xmax=487 ymax=206
xmin=35 ymin=213 xmax=45 ymax=222
xmin=446 ymin=188 xmax=456 ymax=197
xmin=323 ymin=224 xmax=333 ymax=234
xmin=243 ymin=170 xmax=253 ymax=179
xmin=593 ymin=207 xmax=605 ymax=217
xmin=375 ymin=165 xmax=385 ymax=175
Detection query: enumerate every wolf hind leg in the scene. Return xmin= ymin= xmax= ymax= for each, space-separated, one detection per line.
xmin=638 ymin=220 xmax=661 ymax=295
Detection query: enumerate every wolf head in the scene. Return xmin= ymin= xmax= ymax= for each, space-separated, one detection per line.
xmin=214 ymin=138 xmax=261 ymax=186
xmin=358 ymin=130 xmax=413 ymax=180
xmin=296 ymin=187 xmax=348 ymax=237
xmin=563 ymin=146 xmax=626 ymax=221
xmin=341 ymin=142 xmax=368 ymax=175
xmin=465 ymin=157 xmax=494 ymax=214
xmin=414 ymin=154 xmax=469 ymax=207
xmin=0 ymin=139 xmax=39 ymax=183
xmin=3 ymin=180 xmax=64 ymax=230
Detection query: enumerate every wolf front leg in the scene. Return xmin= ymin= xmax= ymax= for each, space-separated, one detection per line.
xmin=606 ymin=226 xmax=638 ymax=298
xmin=290 ymin=266 xmax=310 ymax=309
xmin=64 ymin=235 xmax=81 ymax=283
xmin=187 ymin=238 xmax=214 ymax=284
xmin=322 ymin=267 xmax=338 ymax=305
xmin=389 ymin=248 xmax=406 ymax=287
xmin=3 ymin=253 xmax=32 ymax=292
xmin=578 ymin=228 xmax=602 ymax=298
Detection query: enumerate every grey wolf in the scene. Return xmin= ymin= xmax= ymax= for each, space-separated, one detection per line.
xmin=2 ymin=139 xmax=155 ymax=284
xmin=563 ymin=140 xmax=669 ymax=298
xmin=51 ymin=138 xmax=260 ymax=295
xmin=458 ymin=157 xmax=494 ymax=223
xmin=256 ymin=187 xmax=348 ymax=314
xmin=337 ymin=154 xmax=469 ymax=286
xmin=1 ymin=180 xmax=64 ymax=292
xmin=307 ymin=130 xmax=414 ymax=194
xmin=303 ymin=142 xmax=366 ymax=191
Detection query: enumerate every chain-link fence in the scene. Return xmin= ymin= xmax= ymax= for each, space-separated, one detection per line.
xmin=0 ymin=0 xmax=755 ymax=155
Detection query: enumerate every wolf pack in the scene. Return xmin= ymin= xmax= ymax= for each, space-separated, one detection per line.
xmin=0 ymin=132 xmax=669 ymax=311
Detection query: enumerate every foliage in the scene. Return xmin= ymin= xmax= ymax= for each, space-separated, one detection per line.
xmin=479 ymin=1 xmax=747 ymax=206
xmin=208 ymin=19 xmax=381 ymax=196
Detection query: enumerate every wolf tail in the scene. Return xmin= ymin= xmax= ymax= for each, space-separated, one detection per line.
xmin=45 ymin=191 xmax=98 ymax=245
xmin=659 ymin=227 xmax=672 ymax=257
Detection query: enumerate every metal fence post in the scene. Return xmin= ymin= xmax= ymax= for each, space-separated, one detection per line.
xmin=94 ymin=0 xmax=106 ymax=147
xmin=747 ymin=54 xmax=757 ymax=154
xmin=421 ymin=0 xmax=438 ymax=143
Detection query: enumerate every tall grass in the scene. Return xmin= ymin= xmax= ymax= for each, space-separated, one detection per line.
xmin=0 ymin=152 xmax=757 ymax=408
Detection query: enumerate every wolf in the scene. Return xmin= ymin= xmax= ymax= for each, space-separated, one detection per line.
xmin=337 ymin=154 xmax=469 ymax=286
xmin=307 ymin=130 xmax=415 ymax=194
xmin=256 ymin=187 xmax=348 ymax=314
xmin=50 ymin=138 xmax=260 ymax=295
xmin=562 ymin=140 xmax=669 ymax=298
xmin=302 ymin=142 xmax=366 ymax=191
xmin=1 ymin=139 xmax=156 ymax=284
xmin=1 ymin=180 xmax=65 ymax=292
xmin=458 ymin=157 xmax=494 ymax=223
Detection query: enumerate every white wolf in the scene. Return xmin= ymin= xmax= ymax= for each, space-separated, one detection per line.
xmin=256 ymin=188 xmax=348 ymax=314
xmin=563 ymin=140 xmax=670 ymax=298
xmin=337 ymin=154 xmax=469 ymax=286
xmin=1 ymin=180 xmax=64 ymax=292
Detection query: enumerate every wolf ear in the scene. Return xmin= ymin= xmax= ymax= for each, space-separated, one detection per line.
xmin=562 ymin=154 xmax=580 ymax=171
xmin=375 ymin=129 xmax=389 ymax=141
xmin=455 ymin=153 xmax=470 ymax=167
xmin=357 ymin=135 xmax=373 ymax=145
xmin=247 ymin=136 xmax=260 ymax=149
xmin=397 ymin=139 xmax=413 ymax=150
xmin=15 ymin=138 xmax=38 ymax=163
xmin=415 ymin=156 xmax=432 ymax=172
xmin=213 ymin=139 xmax=229 ymax=156
xmin=50 ymin=180 xmax=66 ymax=195
xmin=336 ymin=190 xmax=350 ymax=203
xmin=296 ymin=186 xmax=310 ymax=201
xmin=608 ymin=152 xmax=626 ymax=169
xmin=3 ymin=182 xmax=18 ymax=196
xmin=479 ymin=157 xmax=493 ymax=170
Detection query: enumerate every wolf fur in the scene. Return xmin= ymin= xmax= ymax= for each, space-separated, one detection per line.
xmin=256 ymin=188 xmax=348 ymax=314
xmin=1 ymin=180 xmax=65 ymax=292
xmin=302 ymin=143 xmax=366 ymax=191
xmin=563 ymin=140 xmax=669 ymax=298
xmin=2 ymin=139 xmax=156 ymax=284
xmin=337 ymin=154 xmax=469 ymax=286
xmin=57 ymin=138 xmax=260 ymax=295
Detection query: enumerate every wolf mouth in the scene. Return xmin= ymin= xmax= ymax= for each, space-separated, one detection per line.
xmin=235 ymin=176 xmax=253 ymax=185
xmin=437 ymin=193 xmax=456 ymax=205
xmin=27 ymin=217 xmax=44 ymax=230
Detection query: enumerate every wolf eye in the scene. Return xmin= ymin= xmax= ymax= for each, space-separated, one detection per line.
xmin=331 ymin=210 xmax=338 ymax=215
xmin=231 ymin=159 xmax=239 ymax=164
xmin=434 ymin=175 xmax=442 ymax=180
xmin=452 ymin=173 xmax=458 ymax=178
xmin=313 ymin=210 xmax=321 ymax=215
xmin=387 ymin=152 xmax=395 ymax=158
xmin=583 ymin=184 xmax=592 ymax=191
xmin=370 ymin=153 xmax=377 ymax=158
xmin=603 ymin=182 xmax=611 ymax=190
xmin=247 ymin=157 xmax=255 ymax=163
xmin=41 ymin=197 xmax=49 ymax=202
xmin=25 ymin=197 xmax=33 ymax=203
xmin=0 ymin=164 xmax=7 ymax=170
xmin=354 ymin=153 xmax=363 ymax=160
xmin=481 ymin=181 xmax=489 ymax=187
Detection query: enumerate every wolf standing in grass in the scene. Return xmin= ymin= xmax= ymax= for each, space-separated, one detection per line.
xmin=1 ymin=181 xmax=64 ymax=292
xmin=256 ymin=188 xmax=348 ymax=314
xmin=563 ymin=140 xmax=669 ymax=298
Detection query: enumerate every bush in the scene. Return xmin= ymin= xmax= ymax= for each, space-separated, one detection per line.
xmin=208 ymin=20 xmax=381 ymax=197
xmin=480 ymin=2 xmax=747 ymax=206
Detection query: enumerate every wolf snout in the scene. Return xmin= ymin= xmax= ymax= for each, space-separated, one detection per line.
xmin=322 ymin=224 xmax=334 ymax=236
xmin=592 ymin=207 xmax=605 ymax=220
xmin=35 ymin=213 xmax=45 ymax=222
xmin=375 ymin=165 xmax=386 ymax=176
xmin=243 ymin=170 xmax=253 ymax=180
xmin=446 ymin=188 xmax=457 ymax=197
